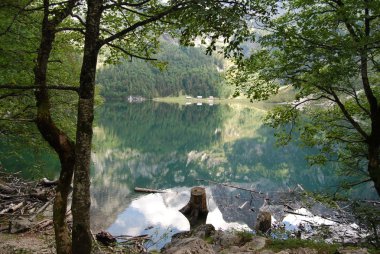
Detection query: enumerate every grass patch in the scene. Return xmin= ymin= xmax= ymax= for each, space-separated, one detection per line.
xmin=204 ymin=236 xmax=214 ymax=244
xmin=235 ymin=230 xmax=253 ymax=245
xmin=266 ymin=239 xmax=340 ymax=254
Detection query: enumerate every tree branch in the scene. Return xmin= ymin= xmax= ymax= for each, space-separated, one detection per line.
xmin=0 ymin=85 xmax=79 ymax=93
xmin=0 ymin=118 xmax=35 ymax=122
xmin=117 ymin=5 xmax=155 ymax=19
xmin=329 ymin=89 xmax=369 ymax=140
xmin=70 ymin=13 xmax=86 ymax=27
xmin=102 ymin=0 xmax=153 ymax=10
xmin=343 ymin=178 xmax=372 ymax=188
xmin=50 ymin=0 xmax=81 ymax=27
xmin=0 ymin=91 xmax=28 ymax=100
xmin=98 ymin=4 xmax=181 ymax=47
xmin=292 ymin=95 xmax=326 ymax=109
xmin=0 ymin=0 xmax=34 ymax=36
xmin=106 ymin=42 xmax=157 ymax=61
xmin=350 ymin=86 xmax=371 ymax=117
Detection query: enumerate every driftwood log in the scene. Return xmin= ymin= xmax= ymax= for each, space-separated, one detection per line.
xmin=0 ymin=181 xmax=15 ymax=194
xmin=134 ymin=187 xmax=166 ymax=193
xmin=39 ymin=178 xmax=58 ymax=187
xmin=180 ymin=187 xmax=208 ymax=229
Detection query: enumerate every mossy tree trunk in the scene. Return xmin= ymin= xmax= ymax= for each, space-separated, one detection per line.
xmin=71 ymin=1 xmax=102 ymax=253
xmin=33 ymin=1 xmax=78 ymax=253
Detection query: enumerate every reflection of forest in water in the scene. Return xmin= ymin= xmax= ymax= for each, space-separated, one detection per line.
xmin=91 ymin=101 xmax=372 ymax=231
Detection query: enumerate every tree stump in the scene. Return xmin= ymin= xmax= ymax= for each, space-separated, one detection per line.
xmin=179 ymin=187 xmax=208 ymax=229
xmin=96 ymin=231 xmax=116 ymax=246
xmin=255 ymin=211 xmax=271 ymax=234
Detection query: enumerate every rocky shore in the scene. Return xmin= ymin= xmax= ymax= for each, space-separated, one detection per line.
xmin=1 ymin=170 xmax=379 ymax=253
xmin=161 ymin=224 xmax=372 ymax=254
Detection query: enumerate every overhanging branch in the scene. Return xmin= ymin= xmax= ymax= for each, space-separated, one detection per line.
xmin=0 ymin=85 xmax=79 ymax=93
xmin=102 ymin=0 xmax=153 ymax=10
xmin=330 ymin=89 xmax=369 ymax=140
xmin=98 ymin=4 xmax=181 ymax=47
xmin=106 ymin=43 xmax=157 ymax=61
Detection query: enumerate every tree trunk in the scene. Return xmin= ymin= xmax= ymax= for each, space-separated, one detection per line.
xmin=180 ymin=187 xmax=209 ymax=229
xmin=53 ymin=153 xmax=75 ymax=254
xmin=71 ymin=1 xmax=102 ymax=253
xmin=33 ymin=1 xmax=77 ymax=253
xmin=368 ymin=138 xmax=380 ymax=196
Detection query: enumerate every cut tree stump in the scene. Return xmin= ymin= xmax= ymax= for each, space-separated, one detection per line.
xmin=179 ymin=187 xmax=208 ymax=229
xmin=255 ymin=211 xmax=271 ymax=234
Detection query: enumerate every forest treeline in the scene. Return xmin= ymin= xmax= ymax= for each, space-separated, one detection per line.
xmin=97 ymin=41 xmax=226 ymax=99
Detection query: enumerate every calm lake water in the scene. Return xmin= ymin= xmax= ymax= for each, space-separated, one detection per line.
xmin=89 ymin=101 xmax=376 ymax=249
xmin=0 ymin=100 xmax=376 ymax=249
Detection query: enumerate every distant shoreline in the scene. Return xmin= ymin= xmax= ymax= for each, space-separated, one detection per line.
xmin=152 ymin=96 xmax=272 ymax=110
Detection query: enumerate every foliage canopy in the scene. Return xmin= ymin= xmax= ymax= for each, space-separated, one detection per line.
xmin=230 ymin=0 xmax=380 ymax=195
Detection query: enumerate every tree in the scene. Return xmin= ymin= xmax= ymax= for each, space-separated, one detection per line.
xmin=230 ymin=0 xmax=380 ymax=196
xmin=72 ymin=0 xmax=271 ymax=252
xmin=1 ymin=1 xmax=81 ymax=253
xmin=1 ymin=0 xmax=273 ymax=253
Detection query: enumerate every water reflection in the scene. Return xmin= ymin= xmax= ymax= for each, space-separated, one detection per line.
xmin=90 ymin=102 xmax=375 ymax=237
xmin=106 ymin=187 xmax=252 ymax=250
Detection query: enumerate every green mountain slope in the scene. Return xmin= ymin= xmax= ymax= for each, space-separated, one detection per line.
xmin=97 ymin=42 xmax=225 ymax=99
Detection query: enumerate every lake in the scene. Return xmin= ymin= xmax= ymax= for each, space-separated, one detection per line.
xmin=89 ymin=101 xmax=376 ymax=249
xmin=0 ymin=100 xmax=375 ymax=249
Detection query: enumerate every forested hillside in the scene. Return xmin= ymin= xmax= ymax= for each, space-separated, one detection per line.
xmin=97 ymin=42 xmax=225 ymax=99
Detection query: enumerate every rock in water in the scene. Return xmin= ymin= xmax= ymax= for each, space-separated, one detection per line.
xmin=255 ymin=211 xmax=272 ymax=234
